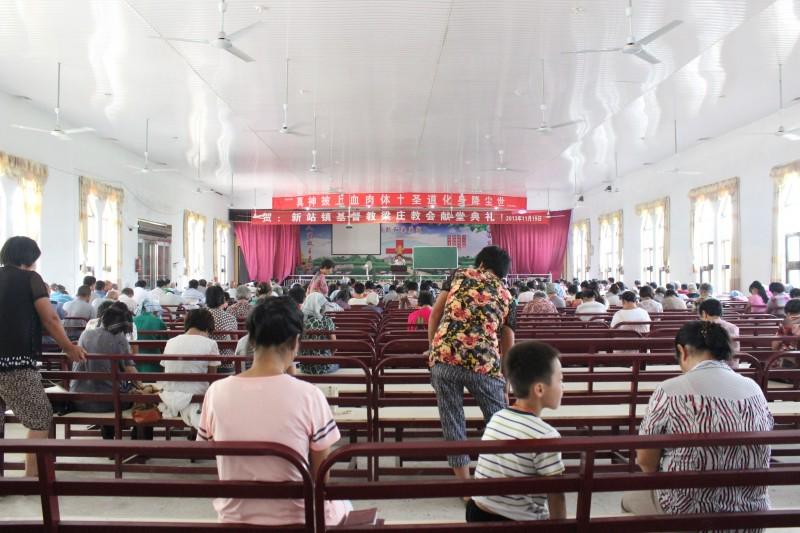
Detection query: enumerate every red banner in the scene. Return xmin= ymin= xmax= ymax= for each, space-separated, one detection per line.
xmin=271 ymin=193 xmax=526 ymax=210
xmin=250 ymin=209 xmax=550 ymax=225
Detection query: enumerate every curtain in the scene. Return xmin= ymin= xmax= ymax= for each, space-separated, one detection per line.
xmin=184 ymin=210 xmax=207 ymax=278
xmin=234 ymin=223 xmax=300 ymax=282
xmin=490 ymin=210 xmax=572 ymax=279
xmin=636 ymin=197 xmax=670 ymax=275
xmin=213 ymin=218 xmax=231 ymax=282
xmin=688 ymin=177 xmax=740 ymax=289
xmin=79 ymin=176 xmax=124 ymax=284
xmin=0 ymin=151 xmax=48 ymax=243
xmin=771 ymin=160 xmax=800 ymax=281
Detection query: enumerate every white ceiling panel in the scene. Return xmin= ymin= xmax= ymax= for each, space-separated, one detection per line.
xmin=0 ymin=0 xmax=797 ymax=199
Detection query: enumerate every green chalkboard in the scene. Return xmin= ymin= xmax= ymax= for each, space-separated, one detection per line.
xmin=412 ymin=246 xmax=459 ymax=270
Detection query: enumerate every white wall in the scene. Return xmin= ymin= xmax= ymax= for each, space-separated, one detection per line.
xmin=0 ymin=92 xmax=231 ymax=291
xmin=573 ymin=103 xmax=800 ymax=288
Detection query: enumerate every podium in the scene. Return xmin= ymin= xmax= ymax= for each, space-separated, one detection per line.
xmin=390 ymin=265 xmax=408 ymax=274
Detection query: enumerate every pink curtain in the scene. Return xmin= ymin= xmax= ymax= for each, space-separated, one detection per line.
xmin=491 ymin=210 xmax=572 ymax=279
xmin=234 ymin=224 xmax=300 ymax=282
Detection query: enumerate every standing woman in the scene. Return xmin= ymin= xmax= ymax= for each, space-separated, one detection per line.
xmin=307 ymin=258 xmax=335 ymax=297
xmin=428 ymin=245 xmax=515 ymax=480
xmin=0 ymin=237 xmax=87 ymax=476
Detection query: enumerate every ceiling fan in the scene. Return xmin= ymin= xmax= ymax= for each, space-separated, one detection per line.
xmin=309 ymin=112 xmax=321 ymax=172
xmin=508 ymin=60 xmax=582 ymax=134
xmin=482 ymin=149 xmax=526 ymax=172
xmin=192 ymin=143 xmax=223 ymax=196
xmin=11 ymin=62 xmax=94 ymax=140
xmin=659 ymin=120 xmax=702 ymax=175
xmin=150 ymin=0 xmax=262 ymax=62
xmin=543 ymin=189 xmax=569 ymax=218
xmin=572 ymin=169 xmax=585 ymax=209
xmin=128 ymin=119 xmax=176 ymax=174
xmin=255 ymin=57 xmax=308 ymax=136
xmin=746 ymin=64 xmax=800 ymax=141
xmin=563 ymin=0 xmax=682 ymax=64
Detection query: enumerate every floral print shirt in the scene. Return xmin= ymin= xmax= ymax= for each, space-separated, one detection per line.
xmin=227 ymin=301 xmax=251 ymax=321
xmin=429 ymin=267 xmax=513 ymax=377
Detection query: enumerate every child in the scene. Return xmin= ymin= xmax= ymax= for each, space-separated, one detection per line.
xmin=468 ymin=341 xmax=567 ymax=523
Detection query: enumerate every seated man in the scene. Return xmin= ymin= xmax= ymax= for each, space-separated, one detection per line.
xmin=469 ymin=341 xmax=566 ymax=523
xmin=182 ymin=279 xmax=206 ymax=305
xmin=575 ymin=290 xmax=606 ymax=321
xmin=622 ymin=321 xmax=772 ymax=517
xmin=62 ymin=285 xmax=95 ymax=337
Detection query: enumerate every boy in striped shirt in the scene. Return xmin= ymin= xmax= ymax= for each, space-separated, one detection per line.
xmin=468 ymin=341 xmax=566 ymax=523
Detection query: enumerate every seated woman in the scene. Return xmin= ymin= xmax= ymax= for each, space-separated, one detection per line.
xmin=70 ymin=304 xmax=149 ymax=440
xmin=407 ymin=290 xmax=434 ymax=331
xmin=622 ymin=321 xmax=773 ymax=516
xmin=198 ymin=296 xmax=351 ymax=527
xmin=297 ymin=290 xmax=339 ymax=375
xmin=158 ymin=309 xmax=220 ymax=429
xmin=522 ymin=291 xmax=558 ymax=315
xmin=746 ymin=281 xmax=769 ymax=314
xmin=227 ymin=285 xmax=253 ymax=321
xmin=610 ymin=291 xmax=651 ymax=334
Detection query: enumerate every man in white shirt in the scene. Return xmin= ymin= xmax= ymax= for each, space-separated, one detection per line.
xmin=517 ymin=286 xmax=534 ymax=304
xmin=160 ymin=290 xmax=184 ymax=306
xmin=611 ymin=291 xmax=651 ymax=333
xmin=575 ymin=290 xmax=607 ymax=321
xmin=118 ymin=288 xmax=138 ymax=313
xmin=149 ymin=279 xmax=167 ymax=302
xmin=133 ymin=280 xmax=148 ymax=305
xmin=638 ymin=286 xmax=663 ymax=315
xmin=182 ymin=279 xmax=206 ymax=304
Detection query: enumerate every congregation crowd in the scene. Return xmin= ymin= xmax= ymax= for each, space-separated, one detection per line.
xmin=1 ymin=234 xmax=799 ymax=526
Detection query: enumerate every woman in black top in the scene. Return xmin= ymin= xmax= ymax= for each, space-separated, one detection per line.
xmin=0 ymin=237 xmax=86 ymax=476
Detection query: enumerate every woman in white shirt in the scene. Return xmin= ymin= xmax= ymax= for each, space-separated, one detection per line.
xmin=605 ymin=284 xmax=621 ymax=307
xmin=638 ymin=286 xmax=663 ymax=315
xmin=575 ymin=290 xmax=607 ymax=321
xmin=611 ymin=291 xmax=651 ymax=334
xmin=158 ymin=309 xmax=220 ymax=429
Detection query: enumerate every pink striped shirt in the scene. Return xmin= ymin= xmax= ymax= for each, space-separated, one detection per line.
xmin=639 ymin=359 xmax=773 ymax=516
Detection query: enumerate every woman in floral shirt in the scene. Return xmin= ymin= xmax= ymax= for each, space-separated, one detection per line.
xmin=428 ymin=245 xmax=515 ymax=480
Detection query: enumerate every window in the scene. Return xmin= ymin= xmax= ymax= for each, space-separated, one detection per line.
xmin=184 ymin=210 xmax=207 ymax=280
xmin=638 ymin=199 xmax=669 ymax=285
xmin=690 ymin=178 xmax=739 ymax=292
xmin=0 ymin=180 xmax=6 ymax=244
xmin=214 ymin=219 xmax=231 ymax=285
xmin=11 ymin=177 xmax=45 ymax=243
xmin=85 ymin=195 xmax=100 ymax=275
xmin=571 ymin=219 xmax=590 ymax=280
xmin=80 ymin=177 xmax=123 ymax=286
xmin=773 ymin=164 xmax=800 ymax=284
xmin=598 ymin=211 xmax=623 ymax=281
xmin=0 ymin=152 xmax=48 ymax=246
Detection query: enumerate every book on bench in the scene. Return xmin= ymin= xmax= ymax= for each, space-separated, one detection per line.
xmin=342 ymin=508 xmax=380 ymax=526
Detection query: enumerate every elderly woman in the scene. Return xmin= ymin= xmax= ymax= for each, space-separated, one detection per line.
xmin=428 ymin=245 xmax=515 ymax=480
xmin=622 ymin=321 xmax=773 ymax=517
xmin=522 ymin=291 xmax=558 ymax=315
xmin=297 ymin=291 xmax=338 ymax=374
xmin=227 ymin=285 xmax=252 ymax=321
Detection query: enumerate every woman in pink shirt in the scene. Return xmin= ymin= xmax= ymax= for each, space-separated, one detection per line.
xmin=307 ymin=258 xmax=335 ymax=296
xmin=407 ymin=290 xmax=434 ymax=331
xmin=199 ymin=297 xmax=351 ymax=527
xmin=746 ymin=281 xmax=769 ymax=314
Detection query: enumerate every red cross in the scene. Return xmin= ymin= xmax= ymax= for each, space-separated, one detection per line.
xmin=385 ymin=239 xmax=412 ymax=257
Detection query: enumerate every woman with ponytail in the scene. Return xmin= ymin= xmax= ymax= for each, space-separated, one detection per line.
xmin=746 ymin=281 xmax=769 ymax=314
xmin=622 ymin=321 xmax=773 ymax=518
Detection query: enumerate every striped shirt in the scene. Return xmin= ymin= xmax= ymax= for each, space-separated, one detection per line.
xmin=473 ymin=408 xmax=564 ymax=521
xmin=639 ymin=359 xmax=773 ymax=516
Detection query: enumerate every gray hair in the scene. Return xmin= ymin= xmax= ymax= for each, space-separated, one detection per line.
xmin=235 ymin=284 xmax=250 ymax=300
xmin=533 ymin=291 xmax=547 ymax=299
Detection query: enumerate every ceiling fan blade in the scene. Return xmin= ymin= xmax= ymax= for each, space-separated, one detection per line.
xmin=634 ymin=48 xmax=661 ymax=64
xmin=62 ymin=127 xmax=94 ymax=135
xmin=227 ymin=20 xmax=263 ymax=41
xmin=549 ymin=119 xmax=582 ymax=130
xmin=563 ymin=48 xmax=622 ymax=55
xmin=637 ymin=20 xmax=683 ymax=46
xmin=151 ymin=36 xmax=210 ymax=44
xmin=225 ymin=45 xmax=255 ymax=62
xmin=11 ymin=124 xmax=51 ymax=133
